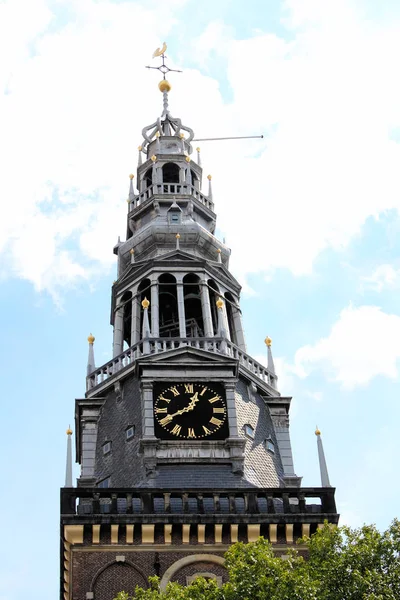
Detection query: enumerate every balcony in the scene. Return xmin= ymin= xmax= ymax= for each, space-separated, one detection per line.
xmin=131 ymin=183 xmax=214 ymax=212
xmin=61 ymin=486 xmax=338 ymax=524
xmin=86 ymin=337 xmax=277 ymax=392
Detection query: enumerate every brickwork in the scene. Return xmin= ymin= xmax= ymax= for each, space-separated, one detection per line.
xmin=71 ymin=549 xmax=227 ymax=599
xmin=235 ymin=379 xmax=283 ymax=486
xmin=94 ymin=378 xmax=146 ymax=487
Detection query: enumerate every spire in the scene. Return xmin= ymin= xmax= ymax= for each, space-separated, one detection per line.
xmin=137 ymin=145 xmax=143 ymax=167
xmin=87 ymin=333 xmax=95 ymax=375
xmin=315 ymin=427 xmax=331 ymax=487
xmin=128 ymin=174 xmax=135 ymax=202
xmin=207 ymin=174 xmax=213 ymax=200
xmin=216 ymin=297 xmax=227 ymax=353
xmin=176 ymin=233 xmax=180 ymax=250
xmin=65 ymin=426 xmax=73 ymax=487
xmin=264 ymin=336 xmax=275 ymax=375
xmin=196 ymin=147 xmax=201 ymax=166
xmin=141 ymin=298 xmax=151 ymax=354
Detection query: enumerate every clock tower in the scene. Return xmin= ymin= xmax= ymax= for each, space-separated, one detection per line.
xmin=61 ymin=51 xmax=338 ymax=600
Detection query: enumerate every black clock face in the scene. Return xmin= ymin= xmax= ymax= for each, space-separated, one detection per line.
xmin=153 ymin=382 xmax=229 ymax=440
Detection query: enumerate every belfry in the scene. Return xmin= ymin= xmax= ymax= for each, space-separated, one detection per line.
xmin=61 ymin=46 xmax=338 ymax=600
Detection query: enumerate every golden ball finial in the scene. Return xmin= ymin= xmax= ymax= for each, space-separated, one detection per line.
xmin=315 ymin=426 xmax=321 ymax=436
xmin=264 ymin=336 xmax=272 ymax=347
xmin=129 ymin=173 xmax=134 ymax=180
xmin=88 ymin=333 xmax=95 ymax=344
xmin=158 ymin=79 xmax=171 ymax=93
xmin=216 ymin=248 xmax=221 ymax=254
xmin=129 ymin=248 xmax=134 ymax=255
xmin=179 ymin=133 xmax=185 ymax=139
xmin=138 ymin=145 xmax=143 ymax=151
xmin=155 ymin=131 xmax=160 ymax=138
xmin=176 ymin=233 xmax=180 ymax=239
xmin=142 ymin=297 xmax=150 ymax=309
xmin=196 ymin=147 xmax=200 ymax=152
xmin=185 ymin=156 xmax=191 ymax=163
xmin=216 ymin=297 xmax=224 ymax=309
xmin=66 ymin=426 xmax=73 ymax=435
xmin=207 ymin=174 xmax=212 ymax=180
xmin=151 ymin=155 xmax=157 ymax=162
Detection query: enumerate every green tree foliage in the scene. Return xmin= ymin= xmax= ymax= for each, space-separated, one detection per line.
xmin=114 ymin=520 xmax=400 ymax=600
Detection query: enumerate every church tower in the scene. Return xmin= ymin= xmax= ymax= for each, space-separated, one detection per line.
xmin=61 ymin=48 xmax=338 ymax=600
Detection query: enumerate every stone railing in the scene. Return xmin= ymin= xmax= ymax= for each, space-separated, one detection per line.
xmin=132 ymin=183 xmax=214 ymax=212
xmin=61 ymin=486 xmax=337 ymax=521
xmin=86 ymin=337 xmax=277 ymax=391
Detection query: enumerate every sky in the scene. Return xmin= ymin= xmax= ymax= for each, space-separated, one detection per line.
xmin=1 ymin=0 xmax=400 ymax=598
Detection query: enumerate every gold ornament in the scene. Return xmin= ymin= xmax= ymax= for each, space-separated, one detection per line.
xmin=216 ymin=297 xmax=224 ymax=309
xmin=129 ymin=173 xmax=134 ymax=180
xmin=87 ymin=333 xmax=95 ymax=344
xmin=129 ymin=248 xmax=134 ymax=255
xmin=151 ymin=155 xmax=157 ymax=162
xmin=176 ymin=233 xmax=181 ymax=239
xmin=153 ymin=42 xmax=167 ymax=58
xmin=264 ymin=336 xmax=272 ymax=347
xmin=66 ymin=426 xmax=73 ymax=435
xmin=196 ymin=147 xmax=201 ymax=152
xmin=207 ymin=174 xmax=212 ymax=180
xmin=158 ymin=80 xmax=171 ymax=93
xmin=315 ymin=427 xmax=321 ymax=436
xmin=142 ymin=297 xmax=150 ymax=309
xmin=185 ymin=156 xmax=191 ymax=163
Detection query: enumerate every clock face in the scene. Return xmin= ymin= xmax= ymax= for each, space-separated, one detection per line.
xmin=153 ymin=382 xmax=228 ymax=440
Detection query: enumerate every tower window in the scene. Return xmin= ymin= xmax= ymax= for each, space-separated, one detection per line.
xmin=170 ymin=212 xmax=180 ymax=223
xmin=265 ymin=437 xmax=275 ymax=453
xmin=102 ymin=441 xmax=111 ymax=455
xmin=126 ymin=426 xmax=135 ymax=440
xmin=244 ymin=424 xmax=255 ymax=439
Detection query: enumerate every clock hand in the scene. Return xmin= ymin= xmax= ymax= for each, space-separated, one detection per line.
xmin=164 ymin=393 xmax=200 ymax=419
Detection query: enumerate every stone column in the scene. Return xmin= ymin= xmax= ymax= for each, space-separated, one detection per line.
xmin=113 ymin=304 xmax=124 ymax=357
xmin=225 ymin=383 xmax=239 ymax=438
xmin=232 ymin=305 xmax=247 ymax=351
xmin=131 ymin=292 xmax=140 ymax=347
xmin=151 ymin=280 xmax=159 ymax=338
xmin=141 ymin=380 xmax=155 ymax=438
xmin=200 ymin=280 xmax=214 ymax=337
xmin=176 ymin=280 xmax=186 ymax=338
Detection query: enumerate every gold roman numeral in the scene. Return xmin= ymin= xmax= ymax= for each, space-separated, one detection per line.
xmin=158 ymin=395 xmax=170 ymax=403
xmin=187 ymin=428 xmax=196 ymax=438
xmin=213 ymin=407 xmax=225 ymax=413
xmin=210 ymin=416 xmax=223 ymax=426
xmin=159 ymin=415 xmax=173 ymax=426
xmin=208 ymin=395 xmax=220 ymax=404
xmin=155 ymin=407 xmax=168 ymax=413
xmin=200 ymin=386 xmax=208 ymax=396
xmin=184 ymin=383 xmax=193 ymax=394
xmin=171 ymin=424 xmax=182 ymax=436
xmin=170 ymin=386 xmax=180 ymax=396
xmin=202 ymin=426 xmax=211 ymax=435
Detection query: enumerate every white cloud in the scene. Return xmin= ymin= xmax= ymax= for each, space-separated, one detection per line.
xmin=361 ymin=264 xmax=400 ymax=292
xmin=2 ymin=0 xmax=400 ymax=297
xmin=293 ymin=304 xmax=400 ymax=389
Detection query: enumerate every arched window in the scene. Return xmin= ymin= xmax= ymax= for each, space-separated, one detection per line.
xmin=208 ymin=279 xmax=220 ymax=335
xmin=162 ymin=162 xmax=180 ymax=184
xmin=183 ymin=274 xmax=204 ymax=338
xmin=121 ymin=290 xmax=132 ymax=348
xmin=138 ymin=278 xmax=151 ymax=338
xmin=225 ymin=292 xmax=237 ymax=345
xmin=158 ymin=273 xmax=179 ymax=338
xmin=144 ymin=168 xmax=152 ymax=189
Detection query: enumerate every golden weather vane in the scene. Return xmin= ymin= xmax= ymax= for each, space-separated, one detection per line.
xmin=146 ymin=42 xmax=182 ymax=80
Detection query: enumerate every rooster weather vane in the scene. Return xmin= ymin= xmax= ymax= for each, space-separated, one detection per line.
xmin=146 ymin=42 xmax=182 ymax=80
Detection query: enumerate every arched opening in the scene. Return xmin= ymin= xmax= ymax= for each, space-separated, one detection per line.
xmin=144 ymin=167 xmax=152 ymax=189
xmin=225 ymin=292 xmax=238 ymax=345
xmin=159 ymin=273 xmax=179 ymax=338
xmin=191 ymin=170 xmax=199 ymax=189
xmin=208 ymin=279 xmax=220 ymax=335
xmin=162 ymin=162 xmax=180 ymax=183
xmin=183 ymin=273 xmax=204 ymax=338
xmin=138 ymin=278 xmax=151 ymax=338
xmin=121 ymin=290 xmax=132 ymax=348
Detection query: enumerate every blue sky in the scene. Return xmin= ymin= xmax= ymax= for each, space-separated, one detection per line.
xmin=1 ymin=1 xmax=400 ymax=599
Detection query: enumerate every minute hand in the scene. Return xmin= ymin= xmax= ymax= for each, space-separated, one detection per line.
xmin=168 ymin=393 xmax=199 ymax=418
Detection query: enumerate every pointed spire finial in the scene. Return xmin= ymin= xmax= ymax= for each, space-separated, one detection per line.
xmin=216 ymin=248 xmax=222 ymax=263
xmin=137 ymin=146 xmax=143 ymax=167
xmin=315 ymin=427 xmax=331 ymax=487
xmin=87 ymin=333 xmax=96 ymax=375
xmin=207 ymin=174 xmax=213 ymax=200
xmin=65 ymin=425 xmax=73 ymax=487
xmin=264 ymin=335 xmax=276 ymax=377
xmin=196 ymin=147 xmax=201 ymax=166
xmin=176 ymin=233 xmax=180 ymax=250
